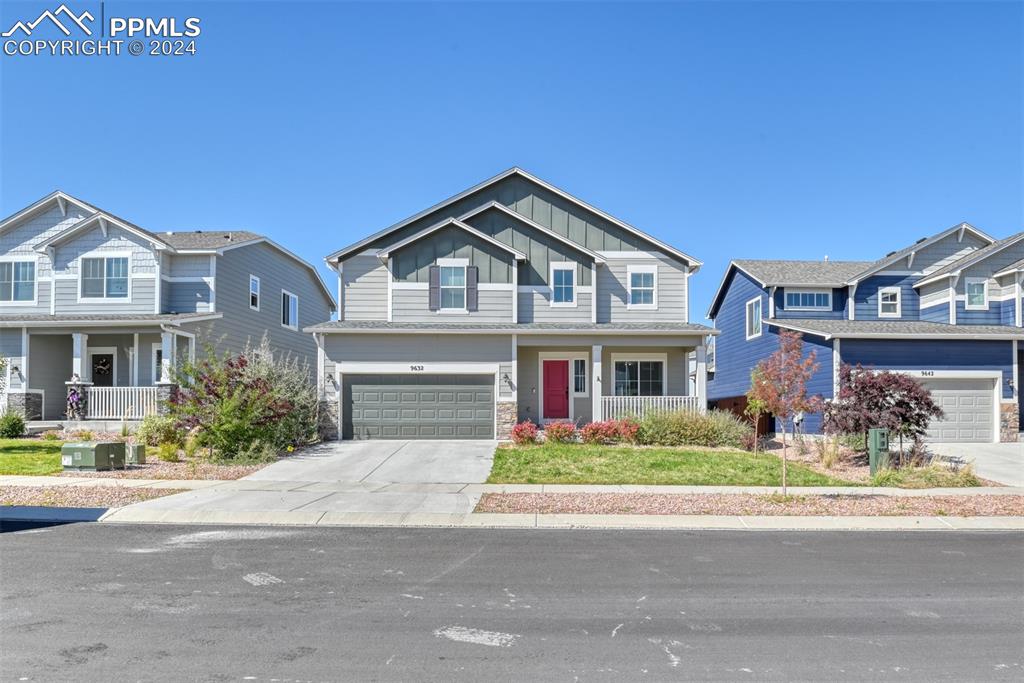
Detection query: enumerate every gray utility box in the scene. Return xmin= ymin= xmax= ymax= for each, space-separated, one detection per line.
xmin=61 ymin=442 xmax=127 ymax=472
xmin=127 ymin=443 xmax=146 ymax=465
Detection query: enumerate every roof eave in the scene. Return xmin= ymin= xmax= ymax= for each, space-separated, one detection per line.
xmin=846 ymin=222 xmax=996 ymax=285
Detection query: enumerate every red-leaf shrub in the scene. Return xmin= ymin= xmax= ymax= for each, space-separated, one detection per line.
xmin=580 ymin=420 xmax=619 ymax=444
xmin=543 ymin=421 xmax=577 ymax=443
xmin=615 ymin=418 xmax=640 ymax=444
xmin=510 ymin=420 xmax=539 ymax=445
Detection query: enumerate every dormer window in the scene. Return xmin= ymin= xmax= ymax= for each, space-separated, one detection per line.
xmin=965 ymin=278 xmax=988 ymax=310
xmin=550 ymin=262 xmax=576 ymax=307
xmin=878 ymin=287 xmax=901 ymax=318
xmin=627 ymin=264 xmax=657 ymax=309
xmin=784 ymin=289 xmax=831 ymax=310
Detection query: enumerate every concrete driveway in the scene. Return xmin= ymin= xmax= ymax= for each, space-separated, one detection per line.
xmin=103 ymin=440 xmax=497 ymax=524
xmin=930 ymin=442 xmax=1024 ymax=487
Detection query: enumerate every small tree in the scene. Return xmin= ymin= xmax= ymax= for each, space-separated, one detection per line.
xmin=743 ymin=367 xmax=768 ymax=454
xmin=823 ymin=364 xmax=944 ymax=456
xmin=747 ymin=331 xmax=822 ymax=493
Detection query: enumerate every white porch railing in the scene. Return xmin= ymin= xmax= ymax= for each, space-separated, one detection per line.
xmin=86 ymin=386 xmax=160 ymax=420
xmin=601 ymin=395 xmax=705 ymax=420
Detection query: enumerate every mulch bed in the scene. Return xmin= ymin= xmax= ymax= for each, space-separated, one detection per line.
xmin=0 ymin=485 xmax=185 ymax=508
xmin=476 ymin=493 xmax=1024 ymax=517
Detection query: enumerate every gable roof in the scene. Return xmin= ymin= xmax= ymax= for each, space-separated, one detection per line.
xmin=34 ymin=210 xmax=172 ymax=251
xmin=0 ymin=190 xmax=96 ymax=236
xmin=993 ymin=257 xmax=1024 ymax=279
xmin=458 ymin=201 xmax=606 ymax=264
xmin=325 ymin=168 xmax=701 ymax=268
xmin=158 ymin=230 xmax=263 ymax=250
xmin=376 ymin=217 xmax=527 ymax=260
xmin=845 ymin=222 xmax=995 ymax=284
xmin=915 ymin=232 xmax=1024 ymax=287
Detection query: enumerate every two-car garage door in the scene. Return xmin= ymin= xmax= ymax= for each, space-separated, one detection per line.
xmin=918 ymin=378 xmax=995 ymax=443
xmin=343 ymin=374 xmax=494 ymax=440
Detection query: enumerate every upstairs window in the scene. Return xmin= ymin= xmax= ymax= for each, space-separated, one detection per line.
xmin=551 ymin=263 xmax=576 ymax=306
xmin=745 ymin=297 xmax=762 ymax=339
xmin=965 ymin=278 xmax=988 ymax=310
xmin=878 ymin=287 xmax=901 ymax=318
xmin=281 ymin=290 xmax=298 ymax=329
xmin=81 ymin=256 xmax=128 ymax=299
xmin=0 ymin=260 xmax=35 ymax=302
xmin=249 ymin=275 xmax=260 ymax=311
xmin=440 ymin=265 xmax=466 ymax=310
xmin=784 ymin=289 xmax=831 ymax=310
xmin=627 ymin=265 xmax=657 ymax=308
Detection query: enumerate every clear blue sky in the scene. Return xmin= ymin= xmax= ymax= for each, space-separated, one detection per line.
xmin=2 ymin=1 xmax=1021 ymax=322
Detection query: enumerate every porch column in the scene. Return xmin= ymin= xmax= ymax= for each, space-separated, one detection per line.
xmin=695 ymin=344 xmax=708 ymax=413
xmin=158 ymin=331 xmax=174 ymax=383
xmin=71 ymin=332 xmax=88 ymax=380
xmin=591 ymin=345 xmax=603 ymax=422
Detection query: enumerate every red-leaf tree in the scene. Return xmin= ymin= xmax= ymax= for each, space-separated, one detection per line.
xmin=822 ymin=364 xmax=944 ymax=454
xmin=747 ymin=330 xmax=823 ymax=493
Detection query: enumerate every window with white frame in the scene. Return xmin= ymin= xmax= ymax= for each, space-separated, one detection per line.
xmin=613 ymin=360 xmax=664 ymax=396
xmin=0 ymin=260 xmax=35 ymax=302
xmin=281 ymin=290 xmax=298 ymax=329
xmin=573 ymin=358 xmax=588 ymax=395
xmin=440 ymin=264 xmax=467 ymax=310
xmin=965 ymin=277 xmax=988 ymax=310
xmin=784 ymin=289 xmax=831 ymax=310
xmin=249 ymin=275 xmax=260 ymax=311
xmin=627 ymin=265 xmax=657 ymax=308
xmin=151 ymin=344 xmax=164 ymax=383
xmin=551 ymin=263 xmax=575 ymax=306
xmin=745 ymin=297 xmax=762 ymax=339
xmin=878 ymin=287 xmax=901 ymax=317
xmin=81 ymin=256 xmax=128 ymax=299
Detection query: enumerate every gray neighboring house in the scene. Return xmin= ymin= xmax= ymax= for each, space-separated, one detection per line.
xmin=0 ymin=191 xmax=335 ymax=423
xmin=308 ymin=168 xmax=715 ymax=440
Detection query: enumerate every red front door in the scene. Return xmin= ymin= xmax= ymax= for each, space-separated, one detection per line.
xmin=542 ymin=360 xmax=570 ymax=419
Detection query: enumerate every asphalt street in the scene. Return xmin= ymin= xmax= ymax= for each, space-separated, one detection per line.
xmin=1 ymin=523 xmax=1022 ymax=681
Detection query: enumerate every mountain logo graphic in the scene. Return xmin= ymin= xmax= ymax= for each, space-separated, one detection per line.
xmin=2 ymin=4 xmax=95 ymax=37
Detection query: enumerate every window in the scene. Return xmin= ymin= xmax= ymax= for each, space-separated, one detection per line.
xmin=628 ymin=265 xmax=657 ymax=308
xmin=573 ymin=358 xmax=588 ymax=395
xmin=249 ymin=275 xmax=260 ymax=311
xmin=551 ymin=263 xmax=575 ymax=306
xmin=80 ymin=256 xmax=128 ymax=299
xmin=0 ymin=260 xmax=35 ymax=302
xmin=151 ymin=345 xmax=164 ymax=383
xmin=440 ymin=265 xmax=466 ymax=310
xmin=965 ymin=277 xmax=988 ymax=310
xmin=281 ymin=290 xmax=298 ymax=329
xmin=745 ymin=297 xmax=762 ymax=339
xmin=878 ymin=287 xmax=901 ymax=318
xmin=784 ymin=289 xmax=831 ymax=310
xmin=614 ymin=360 xmax=664 ymax=396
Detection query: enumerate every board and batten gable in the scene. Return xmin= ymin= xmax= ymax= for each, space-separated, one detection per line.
xmin=390 ymin=224 xmax=514 ymax=284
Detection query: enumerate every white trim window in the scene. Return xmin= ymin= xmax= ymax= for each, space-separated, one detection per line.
xmin=80 ymin=255 xmax=129 ymax=299
xmin=550 ymin=262 xmax=576 ymax=307
xmin=784 ymin=288 xmax=831 ymax=310
xmin=627 ymin=264 xmax=657 ymax=309
xmin=878 ymin=286 xmax=901 ymax=318
xmin=965 ymin=277 xmax=988 ymax=310
xmin=151 ymin=343 xmax=164 ymax=384
xmin=745 ymin=296 xmax=762 ymax=339
xmin=573 ymin=358 xmax=588 ymax=396
xmin=281 ymin=290 xmax=298 ymax=330
xmin=613 ymin=358 xmax=666 ymax=396
xmin=439 ymin=259 xmax=467 ymax=311
xmin=0 ymin=259 xmax=36 ymax=303
xmin=249 ymin=275 xmax=260 ymax=311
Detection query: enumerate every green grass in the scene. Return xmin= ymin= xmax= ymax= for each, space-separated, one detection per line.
xmin=488 ymin=443 xmax=855 ymax=486
xmin=871 ymin=464 xmax=981 ymax=488
xmin=0 ymin=439 xmax=64 ymax=475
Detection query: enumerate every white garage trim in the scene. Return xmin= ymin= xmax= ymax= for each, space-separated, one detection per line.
xmin=895 ymin=369 xmax=1001 ymax=444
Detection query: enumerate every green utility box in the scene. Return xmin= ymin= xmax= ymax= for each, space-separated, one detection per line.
xmin=868 ymin=428 xmax=890 ymax=475
xmin=127 ymin=443 xmax=146 ymax=465
xmin=62 ymin=442 xmax=115 ymax=471
xmin=107 ymin=441 xmax=126 ymax=470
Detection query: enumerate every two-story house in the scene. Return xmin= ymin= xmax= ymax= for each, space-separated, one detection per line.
xmin=307 ymin=168 xmax=715 ymax=440
xmin=0 ymin=191 xmax=335 ymax=424
xmin=707 ymin=223 xmax=1024 ymax=443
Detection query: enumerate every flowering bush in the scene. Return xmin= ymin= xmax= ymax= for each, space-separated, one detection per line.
xmin=543 ymin=421 xmax=577 ymax=443
xmin=511 ymin=420 xmax=539 ymax=444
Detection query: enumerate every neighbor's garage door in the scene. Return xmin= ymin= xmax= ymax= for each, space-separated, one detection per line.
xmin=918 ymin=378 xmax=995 ymax=443
xmin=343 ymin=374 xmax=494 ymax=440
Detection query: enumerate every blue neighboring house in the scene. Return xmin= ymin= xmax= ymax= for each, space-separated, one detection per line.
xmin=706 ymin=223 xmax=1024 ymax=443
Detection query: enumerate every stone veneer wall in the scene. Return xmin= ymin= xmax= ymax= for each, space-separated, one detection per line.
xmin=496 ymin=401 xmax=517 ymax=441
xmin=999 ymin=402 xmax=1020 ymax=443
xmin=319 ymin=396 xmax=340 ymax=441
xmin=6 ymin=393 xmax=42 ymax=421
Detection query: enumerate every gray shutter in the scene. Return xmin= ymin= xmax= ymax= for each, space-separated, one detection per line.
xmin=428 ymin=266 xmax=440 ymax=311
xmin=466 ymin=266 xmax=479 ymax=312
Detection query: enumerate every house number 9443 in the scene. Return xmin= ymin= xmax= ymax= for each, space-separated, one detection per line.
xmin=410 ymin=365 xmax=425 ymax=371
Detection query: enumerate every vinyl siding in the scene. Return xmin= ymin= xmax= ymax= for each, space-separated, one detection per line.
xmin=390 ymin=225 xmax=514 ymax=284
xmin=0 ymin=280 xmax=52 ymax=315
xmin=166 ymin=255 xmax=213 ymax=278
xmin=955 ymin=300 xmax=1003 ymax=325
xmin=518 ymin=288 xmax=593 ymax=323
xmin=0 ymin=203 xmax=90 ymax=277
xmin=516 ymin=346 xmax=593 ymax=424
xmin=136 ymin=333 xmax=163 ymax=385
xmin=323 ymin=334 xmax=513 ymax=364
xmin=596 ymin=255 xmax=688 ymax=323
xmin=52 ymin=225 xmax=158 ymax=275
xmin=0 ymin=329 xmax=24 ymax=390
xmin=914 ymin=232 xmax=989 ymax=275
xmin=53 ymin=276 xmax=156 ymax=314
xmin=1000 ymin=298 xmax=1017 ymax=326
xmin=83 ymin=334 xmax=134 ymax=386
xmin=341 ymin=254 xmax=387 ymax=321
xmin=26 ymin=333 xmax=72 ymax=419
xmin=391 ymin=287 xmax=514 ymax=323
xmin=854 ymin=275 xmax=920 ymax=321
xmin=920 ymin=301 xmax=950 ymax=323
xmin=774 ymin=287 xmax=847 ymax=320
xmin=165 ymin=281 xmax=213 ymax=313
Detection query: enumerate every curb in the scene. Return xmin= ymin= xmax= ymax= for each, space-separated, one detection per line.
xmin=0 ymin=506 xmax=108 ymax=523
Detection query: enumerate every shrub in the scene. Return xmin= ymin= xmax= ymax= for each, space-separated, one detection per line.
xmin=872 ymin=463 xmax=980 ymax=488
xmin=0 ymin=412 xmax=25 ymax=438
xmin=157 ymin=442 xmax=180 ymax=463
xmin=543 ymin=421 xmax=577 ymax=443
xmin=580 ymin=421 xmax=619 ymax=444
xmin=615 ymin=419 xmax=640 ymax=444
xmin=41 ymin=430 xmax=62 ymax=441
xmin=637 ymin=409 xmax=751 ymax=448
xmin=510 ymin=420 xmax=538 ymax=445
xmin=136 ymin=415 xmax=182 ymax=447
xmin=233 ymin=440 xmax=279 ymax=463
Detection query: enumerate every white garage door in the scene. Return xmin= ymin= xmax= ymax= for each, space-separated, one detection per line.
xmin=919 ymin=378 xmax=995 ymax=443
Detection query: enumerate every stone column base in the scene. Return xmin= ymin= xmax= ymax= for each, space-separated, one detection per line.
xmin=496 ymin=401 xmax=517 ymax=441
xmin=155 ymin=383 xmax=178 ymax=416
xmin=6 ymin=392 xmax=42 ymax=421
xmin=1000 ymin=402 xmax=1020 ymax=443
xmin=319 ymin=397 xmax=340 ymax=441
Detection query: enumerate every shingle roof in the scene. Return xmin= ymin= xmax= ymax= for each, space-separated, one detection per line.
xmin=732 ymin=260 xmax=872 ymax=286
xmin=305 ymin=320 xmax=716 ymax=335
xmin=994 ymin=257 xmax=1024 ymax=277
xmin=915 ymin=232 xmax=1024 ymax=286
xmin=0 ymin=313 xmax=221 ymax=327
xmin=158 ymin=230 xmax=263 ymax=250
xmin=767 ymin=318 xmax=1024 ymax=339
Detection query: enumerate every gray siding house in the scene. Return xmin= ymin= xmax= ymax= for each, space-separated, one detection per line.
xmin=309 ymin=168 xmax=715 ymax=440
xmin=0 ymin=191 xmax=335 ymax=423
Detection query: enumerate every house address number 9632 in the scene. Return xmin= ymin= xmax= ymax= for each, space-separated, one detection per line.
xmin=410 ymin=365 xmax=425 ymax=371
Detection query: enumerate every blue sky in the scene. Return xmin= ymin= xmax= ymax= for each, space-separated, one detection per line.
xmin=1 ymin=1 xmax=1021 ymax=322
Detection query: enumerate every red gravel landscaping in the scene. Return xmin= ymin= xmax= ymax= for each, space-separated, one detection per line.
xmin=1 ymin=485 xmax=185 ymax=508
xmin=475 ymin=492 xmax=1024 ymax=517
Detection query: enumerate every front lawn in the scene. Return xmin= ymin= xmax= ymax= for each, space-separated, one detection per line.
xmin=0 ymin=439 xmax=64 ymax=476
xmin=488 ymin=443 xmax=855 ymax=486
